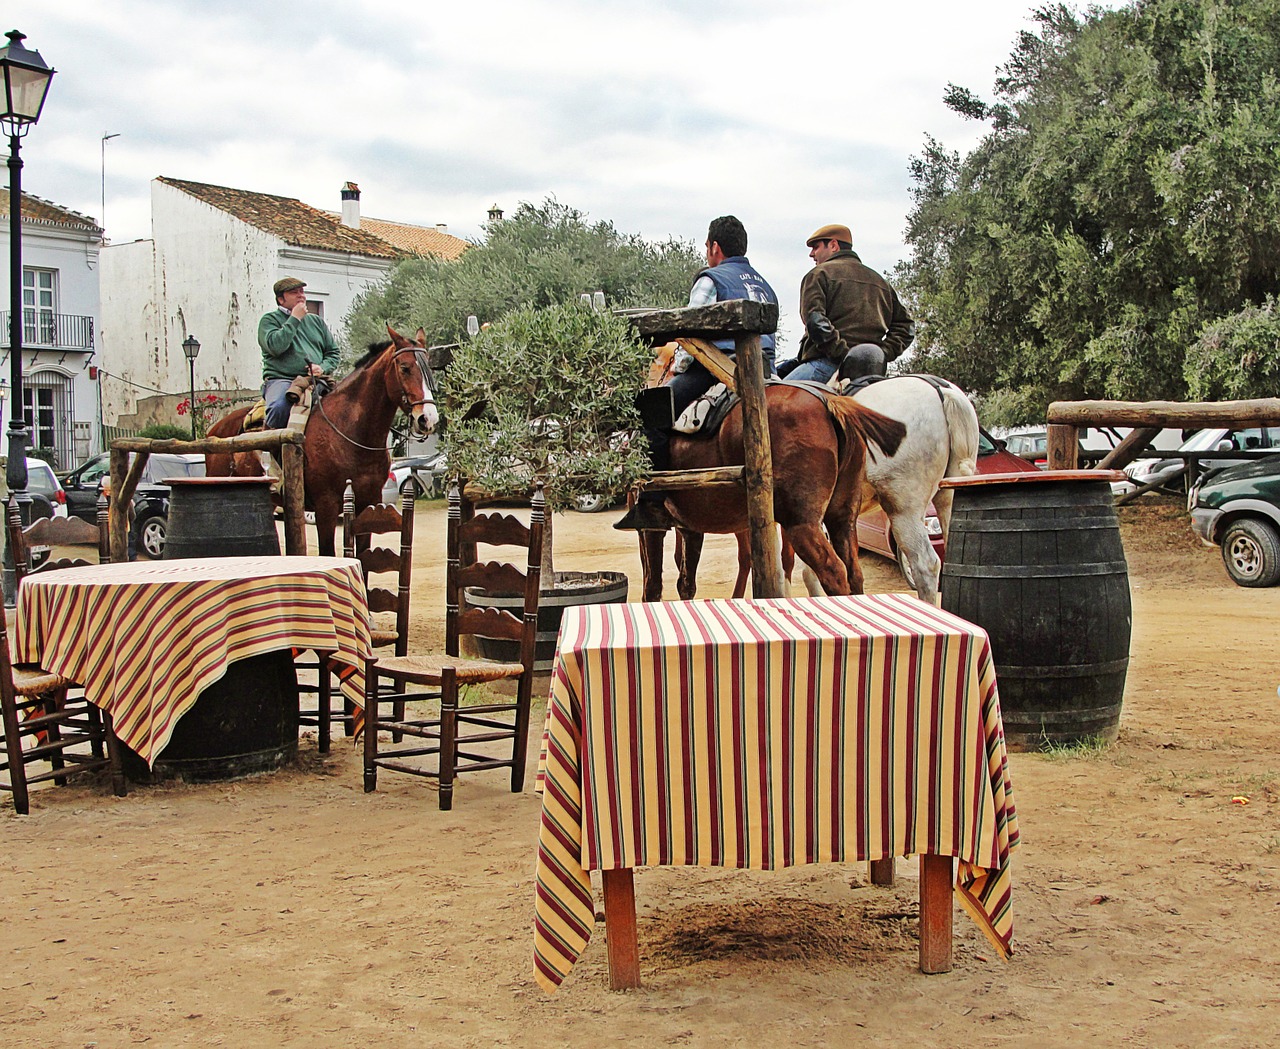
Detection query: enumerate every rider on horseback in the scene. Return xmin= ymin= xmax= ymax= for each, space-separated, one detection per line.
xmin=258 ymin=276 xmax=341 ymax=429
xmin=615 ymin=215 xmax=780 ymax=532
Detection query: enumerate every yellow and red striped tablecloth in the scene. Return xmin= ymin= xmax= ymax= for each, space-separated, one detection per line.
xmin=534 ymin=593 xmax=1018 ymax=991
xmin=14 ymin=555 xmax=371 ymax=766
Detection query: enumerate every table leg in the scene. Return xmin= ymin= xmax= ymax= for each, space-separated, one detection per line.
xmin=601 ymin=868 xmax=641 ymax=990
xmin=918 ymin=854 xmax=954 ymax=974
xmin=869 ymin=857 xmax=895 ymax=885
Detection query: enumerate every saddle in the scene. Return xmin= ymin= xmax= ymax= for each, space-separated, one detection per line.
xmin=833 ymin=372 xmax=956 ymax=400
xmin=241 ymin=375 xmax=329 ymax=434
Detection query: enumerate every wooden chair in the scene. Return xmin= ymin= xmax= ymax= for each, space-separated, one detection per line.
xmin=363 ymin=482 xmax=545 ymax=810
xmin=1 ymin=494 xmax=126 ymax=814
xmin=298 ymin=478 xmax=417 ymax=752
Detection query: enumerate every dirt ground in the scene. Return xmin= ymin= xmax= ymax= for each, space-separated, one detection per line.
xmin=4 ymin=497 xmax=1278 ymax=1048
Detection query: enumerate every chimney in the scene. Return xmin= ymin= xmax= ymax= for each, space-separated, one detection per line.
xmin=488 ymin=203 xmax=503 ymax=222
xmin=435 ymin=223 xmax=448 ymax=235
xmin=340 ymin=181 xmax=361 ymax=229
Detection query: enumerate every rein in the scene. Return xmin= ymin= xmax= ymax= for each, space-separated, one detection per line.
xmin=313 ymin=345 xmax=437 ymax=453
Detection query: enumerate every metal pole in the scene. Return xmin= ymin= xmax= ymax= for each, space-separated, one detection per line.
xmin=101 ymin=132 xmax=119 ymax=231
xmin=188 ymin=357 xmax=197 ymax=439
xmin=4 ymin=131 xmax=31 ymax=604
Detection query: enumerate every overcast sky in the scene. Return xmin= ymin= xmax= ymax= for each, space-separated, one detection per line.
xmin=20 ymin=1 xmax=1110 ymax=349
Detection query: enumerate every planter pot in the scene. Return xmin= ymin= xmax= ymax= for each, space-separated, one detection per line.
xmin=466 ymin=570 xmax=629 ymax=671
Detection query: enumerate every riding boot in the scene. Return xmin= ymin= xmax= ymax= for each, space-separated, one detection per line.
xmin=614 ymin=431 xmax=675 ymax=531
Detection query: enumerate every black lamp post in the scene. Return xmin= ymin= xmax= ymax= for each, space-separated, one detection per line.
xmin=182 ymin=335 xmax=200 ymax=440
xmin=2 ymin=29 xmax=54 ymax=604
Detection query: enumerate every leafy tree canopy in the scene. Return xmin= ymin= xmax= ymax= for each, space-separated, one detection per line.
xmin=344 ymin=197 xmax=702 ymax=357
xmin=898 ymin=0 xmax=1280 ymax=425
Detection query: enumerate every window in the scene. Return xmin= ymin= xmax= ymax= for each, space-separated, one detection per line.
xmin=306 ymin=299 xmax=324 ymax=318
xmin=23 ymin=268 xmax=57 ymax=345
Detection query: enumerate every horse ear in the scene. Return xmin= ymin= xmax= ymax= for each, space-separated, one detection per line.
xmin=386 ymin=322 xmax=403 ymax=344
xmin=415 ymin=328 xmax=427 ymax=346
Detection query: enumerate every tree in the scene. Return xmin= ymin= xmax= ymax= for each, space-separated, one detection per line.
xmin=344 ymin=197 xmax=702 ymax=357
xmin=898 ymin=0 xmax=1280 ymax=424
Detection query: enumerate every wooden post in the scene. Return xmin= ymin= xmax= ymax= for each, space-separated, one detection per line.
xmin=1046 ymin=423 xmax=1079 ymax=470
xmin=108 ymin=447 xmax=129 ymax=564
xmin=601 ymin=868 xmax=641 ymax=990
xmin=919 ymin=854 xmax=954 ymax=974
xmin=281 ymin=437 xmax=307 ymax=555
xmin=869 ymin=857 xmax=895 ymax=886
xmin=733 ymin=332 xmax=784 ymax=598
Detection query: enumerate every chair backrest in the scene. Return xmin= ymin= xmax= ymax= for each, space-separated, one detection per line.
xmin=445 ymin=483 xmax=545 ymax=668
xmin=342 ymin=479 xmax=416 ymax=655
xmin=7 ymin=492 xmax=111 ymax=585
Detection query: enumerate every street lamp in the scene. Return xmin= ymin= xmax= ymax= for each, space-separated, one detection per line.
xmin=2 ymin=29 xmax=55 ymax=604
xmin=182 ymin=335 xmax=200 ymax=440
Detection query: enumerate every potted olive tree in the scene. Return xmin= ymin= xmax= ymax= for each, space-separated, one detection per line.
xmin=442 ymin=301 xmax=653 ymax=665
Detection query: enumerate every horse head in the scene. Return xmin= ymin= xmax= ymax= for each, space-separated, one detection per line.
xmin=385 ymin=323 xmax=439 ymax=437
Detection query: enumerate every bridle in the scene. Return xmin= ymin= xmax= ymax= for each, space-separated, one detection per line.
xmin=315 ymin=344 xmax=438 ymax=452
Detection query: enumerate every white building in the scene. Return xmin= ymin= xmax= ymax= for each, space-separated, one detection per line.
xmin=99 ymin=177 xmax=468 ymax=432
xmin=0 ymin=189 xmax=103 ymax=470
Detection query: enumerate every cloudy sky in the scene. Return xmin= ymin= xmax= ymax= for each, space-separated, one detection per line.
xmin=21 ymin=1 xmax=1106 ymax=347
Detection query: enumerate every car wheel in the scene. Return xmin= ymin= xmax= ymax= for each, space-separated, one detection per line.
xmin=574 ymin=494 xmax=609 ymax=513
xmin=1220 ymin=518 xmax=1280 ymax=588
xmin=138 ymin=515 xmax=167 ymax=559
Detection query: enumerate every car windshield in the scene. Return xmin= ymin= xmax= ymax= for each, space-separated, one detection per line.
xmin=25 ymin=463 xmax=57 ymax=496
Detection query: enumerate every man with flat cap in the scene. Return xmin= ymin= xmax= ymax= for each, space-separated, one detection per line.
xmin=258 ymin=276 xmax=341 ymax=429
xmin=785 ymin=223 xmax=915 ymax=385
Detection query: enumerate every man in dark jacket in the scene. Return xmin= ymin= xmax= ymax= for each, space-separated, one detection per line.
xmin=614 ymin=214 xmax=779 ymax=531
xmin=785 ymin=224 xmax=915 ymax=384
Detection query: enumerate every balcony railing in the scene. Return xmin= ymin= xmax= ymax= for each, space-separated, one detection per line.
xmin=0 ymin=311 xmax=95 ymax=351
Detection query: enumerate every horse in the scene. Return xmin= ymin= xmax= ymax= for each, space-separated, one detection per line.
xmin=205 ymin=324 xmax=439 ymax=557
xmin=646 ymin=375 xmax=980 ymax=606
xmin=639 ymin=384 xmax=906 ymax=599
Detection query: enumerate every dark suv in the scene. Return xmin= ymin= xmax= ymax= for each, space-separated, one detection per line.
xmin=1189 ymin=453 xmax=1280 ymax=587
xmin=60 ymin=452 xmax=206 ymax=558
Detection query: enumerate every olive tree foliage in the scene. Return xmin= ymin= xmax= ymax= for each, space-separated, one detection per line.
xmin=343 ymin=197 xmax=702 ymax=358
xmin=897 ymin=0 xmax=1280 ymax=424
xmin=443 ymin=301 xmax=653 ymax=577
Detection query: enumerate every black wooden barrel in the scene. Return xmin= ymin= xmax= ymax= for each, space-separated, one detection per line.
xmin=939 ymin=470 xmax=1131 ymax=751
xmin=163 ymin=477 xmax=280 ymax=559
xmin=121 ymin=650 xmax=300 ymax=783
xmin=467 ymin=571 xmax=630 ymax=671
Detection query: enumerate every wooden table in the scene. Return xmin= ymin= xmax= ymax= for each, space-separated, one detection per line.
xmin=533 ymin=594 xmax=1019 ymax=992
xmin=14 ymin=556 xmax=371 ymax=767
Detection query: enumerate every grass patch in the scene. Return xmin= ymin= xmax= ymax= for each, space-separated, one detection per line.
xmin=1038 ymin=734 xmax=1114 ymax=761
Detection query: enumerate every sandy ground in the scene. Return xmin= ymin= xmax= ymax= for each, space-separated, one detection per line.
xmin=4 ymin=497 xmax=1278 ymax=1048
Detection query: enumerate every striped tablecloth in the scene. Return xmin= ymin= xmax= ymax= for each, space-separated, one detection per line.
xmin=534 ymin=593 xmax=1019 ymax=991
xmin=14 ymin=555 xmax=371 ymax=766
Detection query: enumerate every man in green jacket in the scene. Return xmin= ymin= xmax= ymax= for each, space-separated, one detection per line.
xmin=785 ymin=224 xmax=915 ymax=384
xmin=258 ymin=276 xmax=341 ymax=428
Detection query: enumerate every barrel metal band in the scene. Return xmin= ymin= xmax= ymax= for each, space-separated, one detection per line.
xmin=995 ymin=657 xmax=1130 ymax=679
xmin=942 ymin=561 xmax=1129 ymax=578
xmin=951 ymin=516 xmax=1118 ymax=532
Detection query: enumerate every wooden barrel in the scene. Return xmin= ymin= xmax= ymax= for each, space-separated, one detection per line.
xmin=938 ymin=470 xmax=1131 ymax=751
xmin=163 ymin=477 xmax=280 ymax=560
xmin=120 ymin=650 xmax=300 ymax=782
xmin=467 ymin=570 xmax=630 ymax=671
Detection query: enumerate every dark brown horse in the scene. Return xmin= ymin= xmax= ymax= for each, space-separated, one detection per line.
xmin=640 ymin=385 xmax=906 ymax=599
xmin=205 ymin=324 xmax=438 ymax=556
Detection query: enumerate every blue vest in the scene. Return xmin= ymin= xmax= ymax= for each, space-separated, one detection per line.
xmin=696 ymin=256 xmax=778 ymax=353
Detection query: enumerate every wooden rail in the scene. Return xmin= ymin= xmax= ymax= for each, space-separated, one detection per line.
xmin=108 ymin=430 xmax=306 ymax=563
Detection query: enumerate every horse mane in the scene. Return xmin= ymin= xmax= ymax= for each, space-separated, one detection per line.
xmin=350 ymin=340 xmax=392 ymax=372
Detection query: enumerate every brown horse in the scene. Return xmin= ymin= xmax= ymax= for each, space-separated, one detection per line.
xmin=205 ymin=324 xmax=438 ymax=556
xmin=640 ymin=385 xmax=905 ymax=599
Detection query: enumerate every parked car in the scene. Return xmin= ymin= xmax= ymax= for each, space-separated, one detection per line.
xmin=1118 ymin=427 xmax=1280 ymax=496
xmin=855 ymin=427 xmax=1038 ymax=579
xmin=380 ymin=452 xmax=446 ymax=504
xmin=60 ymin=451 xmax=206 ymax=558
xmin=1002 ymin=429 xmax=1049 ymax=467
xmin=1189 ymin=453 xmax=1280 ymax=587
xmin=19 ymin=458 xmax=69 ymax=521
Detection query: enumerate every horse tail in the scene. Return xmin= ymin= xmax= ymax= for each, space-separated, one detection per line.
xmin=824 ymin=396 xmax=908 ymax=462
xmin=939 ymin=383 xmax=980 ymax=479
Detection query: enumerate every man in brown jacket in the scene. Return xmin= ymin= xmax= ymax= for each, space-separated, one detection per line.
xmin=785 ymin=223 xmax=915 ymax=384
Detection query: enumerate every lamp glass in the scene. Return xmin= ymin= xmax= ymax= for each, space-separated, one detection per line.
xmin=182 ymin=336 xmax=201 ymax=360
xmin=0 ymin=33 xmax=55 ymax=128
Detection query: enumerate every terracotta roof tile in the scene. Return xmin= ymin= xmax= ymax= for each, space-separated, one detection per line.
xmin=157 ymin=176 xmax=401 ymax=259
xmin=0 ymin=189 xmax=101 ymax=233
xmin=354 ymin=216 xmax=469 ymax=260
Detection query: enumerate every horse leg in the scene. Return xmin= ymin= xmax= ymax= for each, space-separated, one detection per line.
xmin=640 ymin=529 xmax=666 ymax=602
xmin=731 ymin=531 xmax=751 ymax=599
xmin=890 ymin=510 xmax=942 ymax=605
xmin=825 ymin=510 xmax=864 ymax=596
xmin=313 ymin=491 xmax=343 ymax=557
xmin=782 ymin=523 xmax=850 ymax=596
xmin=678 ymin=529 xmax=704 ymax=601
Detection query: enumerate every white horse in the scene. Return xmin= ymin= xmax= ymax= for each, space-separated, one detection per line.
xmin=796 ymin=375 xmax=979 ymax=605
